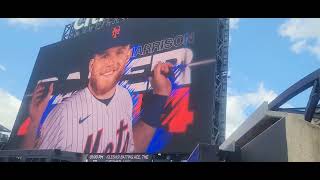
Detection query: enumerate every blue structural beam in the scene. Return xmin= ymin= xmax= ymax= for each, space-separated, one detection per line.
xmin=305 ymin=78 xmax=320 ymax=122
xmin=269 ymin=69 xmax=320 ymax=110
xmin=268 ymin=68 xmax=320 ymax=122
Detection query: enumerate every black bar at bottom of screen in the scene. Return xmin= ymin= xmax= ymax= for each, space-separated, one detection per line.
xmin=85 ymin=153 xmax=190 ymax=162
xmin=85 ymin=154 xmax=153 ymax=162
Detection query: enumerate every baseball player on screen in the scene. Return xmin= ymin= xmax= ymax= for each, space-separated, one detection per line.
xmin=22 ymin=41 xmax=173 ymax=154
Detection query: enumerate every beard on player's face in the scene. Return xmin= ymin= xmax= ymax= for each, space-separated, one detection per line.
xmin=89 ymin=62 xmax=124 ymax=96
xmin=88 ymin=45 xmax=131 ymax=97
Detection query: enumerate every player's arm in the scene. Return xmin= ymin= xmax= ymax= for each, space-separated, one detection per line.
xmin=34 ymin=104 xmax=65 ymax=150
xmin=132 ymin=121 xmax=155 ymax=153
xmin=132 ymin=62 xmax=173 ymax=153
xmin=22 ymin=83 xmax=53 ymax=149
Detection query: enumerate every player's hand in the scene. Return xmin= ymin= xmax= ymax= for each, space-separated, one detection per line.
xmin=151 ymin=62 xmax=173 ymax=96
xmin=28 ymin=82 xmax=53 ymax=125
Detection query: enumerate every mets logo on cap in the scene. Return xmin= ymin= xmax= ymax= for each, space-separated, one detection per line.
xmin=112 ymin=26 xmax=121 ymax=39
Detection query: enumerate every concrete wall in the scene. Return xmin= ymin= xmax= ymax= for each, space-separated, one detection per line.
xmin=241 ymin=118 xmax=288 ymax=162
xmin=286 ymin=114 xmax=320 ymax=162
xmin=220 ymin=102 xmax=288 ymax=152
xmin=241 ymin=114 xmax=320 ymax=162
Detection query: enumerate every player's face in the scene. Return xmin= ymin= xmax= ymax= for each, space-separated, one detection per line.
xmin=89 ymin=45 xmax=132 ymax=96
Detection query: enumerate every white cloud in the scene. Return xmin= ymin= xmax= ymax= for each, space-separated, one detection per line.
xmin=230 ymin=18 xmax=240 ymax=30
xmin=229 ymin=18 xmax=240 ymax=44
xmin=279 ymin=18 xmax=320 ymax=59
xmin=291 ymin=40 xmax=308 ymax=54
xmin=8 ymin=18 xmax=48 ymax=27
xmin=309 ymin=43 xmax=320 ymax=57
xmin=0 ymin=64 xmax=6 ymax=72
xmin=226 ymin=82 xmax=278 ymax=138
xmin=7 ymin=18 xmax=75 ymax=31
xmin=0 ymin=89 xmax=21 ymax=131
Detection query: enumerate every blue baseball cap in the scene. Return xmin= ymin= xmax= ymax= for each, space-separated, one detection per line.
xmin=88 ymin=23 xmax=134 ymax=58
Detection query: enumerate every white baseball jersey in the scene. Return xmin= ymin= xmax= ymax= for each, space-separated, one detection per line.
xmin=35 ymin=85 xmax=134 ymax=154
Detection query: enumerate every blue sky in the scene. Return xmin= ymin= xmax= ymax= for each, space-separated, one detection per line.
xmin=229 ymin=18 xmax=318 ymax=99
xmin=227 ymin=18 xmax=319 ymax=137
xmin=0 ymin=18 xmax=319 ymax=137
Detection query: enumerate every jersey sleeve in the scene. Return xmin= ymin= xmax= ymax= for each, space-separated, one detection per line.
xmin=35 ymin=103 xmax=66 ymax=150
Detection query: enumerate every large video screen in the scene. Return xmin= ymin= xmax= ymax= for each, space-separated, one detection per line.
xmin=6 ymin=18 xmax=218 ymax=154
